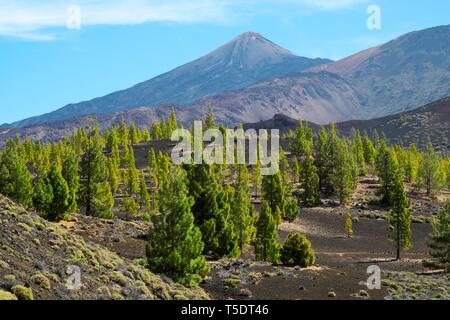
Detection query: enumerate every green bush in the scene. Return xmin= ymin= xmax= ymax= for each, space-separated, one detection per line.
xmin=280 ymin=232 xmax=315 ymax=267
xmin=31 ymin=273 xmax=51 ymax=290
xmin=0 ymin=290 xmax=17 ymax=300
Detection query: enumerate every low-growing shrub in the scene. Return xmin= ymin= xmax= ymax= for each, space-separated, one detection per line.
xmin=11 ymin=285 xmax=33 ymax=300
xmin=280 ymin=232 xmax=315 ymax=267
xmin=0 ymin=290 xmax=17 ymax=300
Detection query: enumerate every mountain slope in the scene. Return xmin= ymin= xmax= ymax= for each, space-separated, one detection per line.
xmin=313 ymin=25 xmax=450 ymax=118
xmin=335 ymin=96 xmax=450 ymax=151
xmin=9 ymin=32 xmax=331 ymax=128
xmin=187 ymin=71 xmax=367 ymax=125
xmin=243 ymin=97 xmax=450 ymax=151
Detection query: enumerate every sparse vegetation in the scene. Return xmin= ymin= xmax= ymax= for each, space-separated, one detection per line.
xmin=0 ymin=108 xmax=449 ymax=300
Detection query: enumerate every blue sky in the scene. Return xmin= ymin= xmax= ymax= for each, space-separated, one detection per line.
xmin=0 ymin=0 xmax=449 ymax=124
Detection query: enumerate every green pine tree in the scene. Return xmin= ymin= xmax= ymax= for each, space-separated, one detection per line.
xmin=0 ymin=140 xmax=33 ymax=208
xmin=363 ymin=134 xmax=376 ymax=167
xmin=375 ymin=140 xmax=398 ymax=205
xmin=262 ymin=170 xmax=285 ymax=215
xmin=387 ymin=170 xmax=412 ymax=260
xmin=417 ymin=141 xmax=443 ymax=197
xmin=332 ymin=140 xmax=358 ymax=205
xmin=126 ymin=145 xmax=139 ymax=197
xmin=428 ymin=200 xmax=450 ymax=271
xmin=79 ymin=128 xmax=114 ymax=218
xmin=139 ymin=171 xmax=151 ymax=212
xmin=187 ymin=163 xmax=239 ymax=258
xmin=253 ymin=201 xmax=280 ymax=263
xmin=299 ymin=147 xmax=320 ymax=207
xmin=32 ymin=176 xmax=53 ymax=214
xmin=45 ymin=163 xmax=70 ymax=221
xmin=62 ymin=147 xmax=79 ymax=212
xmin=345 ymin=210 xmax=353 ymax=238
xmin=232 ymin=165 xmax=255 ymax=251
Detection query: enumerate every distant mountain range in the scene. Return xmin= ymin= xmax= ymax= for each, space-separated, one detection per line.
xmin=313 ymin=25 xmax=450 ymax=119
xmin=243 ymin=96 xmax=450 ymax=152
xmin=2 ymin=25 xmax=450 ymax=146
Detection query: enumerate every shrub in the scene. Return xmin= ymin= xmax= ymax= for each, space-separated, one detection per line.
xmin=11 ymin=285 xmax=33 ymax=300
xmin=280 ymin=232 xmax=315 ymax=267
xmin=0 ymin=290 xmax=17 ymax=300
xmin=31 ymin=273 xmax=51 ymax=290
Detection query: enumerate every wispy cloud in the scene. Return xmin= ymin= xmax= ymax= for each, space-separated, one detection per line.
xmin=291 ymin=0 xmax=368 ymax=10
xmin=0 ymin=0 xmax=368 ymax=41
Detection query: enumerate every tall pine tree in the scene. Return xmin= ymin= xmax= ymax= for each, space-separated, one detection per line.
xmin=79 ymin=128 xmax=114 ymax=218
xmin=147 ymin=166 xmax=208 ymax=286
xmin=253 ymin=201 xmax=280 ymax=263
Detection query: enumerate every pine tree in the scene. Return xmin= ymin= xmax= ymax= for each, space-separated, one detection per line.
xmin=387 ymin=171 xmax=412 ymax=260
xmin=187 ymin=163 xmax=239 ymax=258
xmin=147 ymin=148 xmax=157 ymax=174
xmin=323 ymin=124 xmax=340 ymax=194
xmin=232 ymin=165 xmax=255 ymax=251
xmin=345 ymin=210 xmax=353 ymax=238
xmin=129 ymin=121 xmax=138 ymax=144
xmin=290 ymin=158 xmax=299 ymax=184
xmin=151 ymin=122 xmax=162 ymax=141
xmin=204 ymin=104 xmax=216 ymax=130
xmin=141 ymin=128 xmax=151 ymax=142
xmin=126 ymin=145 xmax=139 ymax=197
xmin=262 ymin=170 xmax=285 ymax=216
xmin=253 ymin=201 xmax=280 ymax=263
xmin=139 ymin=171 xmax=151 ymax=212
xmin=45 ymin=163 xmax=70 ymax=221
xmin=290 ymin=121 xmax=313 ymax=158
xmin=363 ymin=134 xmax=376 ymax=167
xmin=417 ymin=141 xmax=443 ymax=196
xmin=0 ymin=140 xmax=33 ymax=208
xmin=314 ymin=126 xmax=328 ymax=192
xmin=375 ymin=140 xmax=398 ymax=204
xmin=120 ymin=198 xmax=139 ymax=220
xmin=168 ymin=109 xmax=178 ymax=134
xmin=32 ymin=176 xmax=53 ymax=214
xmin=332 ymin=140 xmax=358 ymax=205
xmin=108 ymin=157 xmax=119 ymax=194
xmin=428 ymin=200 xmax=450 ymax=271
xmin=284 ymin=197 xmax=299 ymax=222
xmin=447 ymin=159 xmax=450 ymax=189
xmin=79 ymin=128 xmax=114 ymax=218
xmin=150 ymin=174 xmax=159 ymax=215
xmin=146 ymin=166 xmax=208 ymax=286
xmin=162 ymin=116 xmax=171 ymax=139
xmin=372 ymin=129 xmax=380 ymax=147
xmin=62 ymin=147 xmax=79 ymax=212
xmin=352 ymin=130 xmax=367 ymax=175
xmin=252 ymin=160 xmax=262 ymax=198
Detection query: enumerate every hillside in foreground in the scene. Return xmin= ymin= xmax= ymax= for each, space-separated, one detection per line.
xmin=0 ymin=194 xmax=208 ymax=300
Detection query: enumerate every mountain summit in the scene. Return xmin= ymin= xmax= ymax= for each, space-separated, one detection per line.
xmin=209 ymin=31 xmax=295 ymax=68
xmin=10 ymin=32 xmax=331 ymax=128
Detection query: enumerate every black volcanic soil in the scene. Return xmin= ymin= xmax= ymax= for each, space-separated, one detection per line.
xmin=61 ymin=175 xmax=447 ymax=300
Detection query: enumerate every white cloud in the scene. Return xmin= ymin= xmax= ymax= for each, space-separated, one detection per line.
xmin=0 ymin=0 xmax=368 ymax=40
xmin=0 ymin=0 xmax=231 ymax=39
xmin=291 ymin=0 xmax=368 ymax=10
